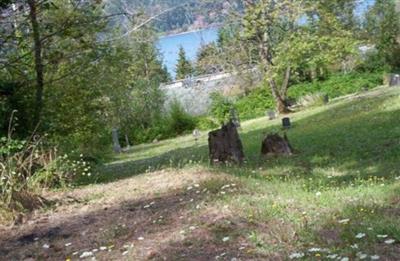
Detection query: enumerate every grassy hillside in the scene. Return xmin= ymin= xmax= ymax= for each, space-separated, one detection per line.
xmin=1 ymin=86 xmax=399 ymax=260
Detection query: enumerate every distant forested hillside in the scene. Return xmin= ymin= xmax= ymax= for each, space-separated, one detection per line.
xmin=106 ymin=0 xmax=244 ymax=34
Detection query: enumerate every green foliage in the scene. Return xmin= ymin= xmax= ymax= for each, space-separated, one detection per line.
xmin=209 ymin=92 xmax=234 ymax=124
xmin=195 ymin=43 xmax=222 ymax=75
xmin=167 ymin=100 xmax=197 ymax=135
xmin=235 ymin=87 xmax=275 ymax=121
xmin=220 ymin=72 xmax=383 ymax=121
xmin=195 ymin=116 xmax=219 ymax=130
xmin=363 ymin=0 xmax=400 ymax=71
xmin=30 ymin=153 xmax=91 ymax=189
xmin=288 ymin=72 xmax=383 ymax=99
xmin=176 ymin=46 xmax=194 ymax=80
xmin=0 ymin=132 xmax=89 ymax=219
xmin=128 ymin=101 xmax=197 ymax=144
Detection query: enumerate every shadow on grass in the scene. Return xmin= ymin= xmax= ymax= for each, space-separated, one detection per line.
xmin=87 ymin=88 xmax=400 ymax=189
xmin=295 ymin=185 xmax=400 ymax=260
xmin=0 ymin=179 xmax=262 ymax=261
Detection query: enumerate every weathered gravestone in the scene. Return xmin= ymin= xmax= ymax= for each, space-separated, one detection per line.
xmin=282 ymin=117 xmax=291 ymax=129
xmin=267 ymin=110 xmax=276 ymax=120
xmin=261 ymin=133 xmax=293 ymax=157
xmin=112 ymin=128 xmax=122 ymax=153
xmin=384 ymin=74 xmax=400 ymax=87
xmin=390 ymin=74 xmax=400 ymax=87
xmin=208 ymin=121 xmax=245 ymax=164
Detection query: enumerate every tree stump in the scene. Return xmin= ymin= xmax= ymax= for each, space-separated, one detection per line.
xmin=261 ymin=133 xmax=293 ymax=156
xmin=208 ymin=121 xmax=245 ymax=164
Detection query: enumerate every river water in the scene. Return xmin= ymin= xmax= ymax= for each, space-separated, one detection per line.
xmin=157 ymin=27 xmax=219 ymax=79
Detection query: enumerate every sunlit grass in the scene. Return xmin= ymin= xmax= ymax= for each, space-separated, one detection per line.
xmin=88 ymin=86 xmax=400 ymax=259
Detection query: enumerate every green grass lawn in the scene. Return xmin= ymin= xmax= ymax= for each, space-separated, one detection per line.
xmin=81 ymin=86 xmax=400 ymax=260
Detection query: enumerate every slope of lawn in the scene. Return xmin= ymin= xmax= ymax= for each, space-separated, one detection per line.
xmin=1 ymin=86 xmax=399 ymax=260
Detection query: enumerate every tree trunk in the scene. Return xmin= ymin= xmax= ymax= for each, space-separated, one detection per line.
xmin=261 ymin=133 xmax=293 ymax=157
xmin=276 ymin=97 xmax=291 ymax=114
xmin=27 ymin=0 xmax=44 ymax=127
xmin=208 ymin=121 xmax=245 ymax=164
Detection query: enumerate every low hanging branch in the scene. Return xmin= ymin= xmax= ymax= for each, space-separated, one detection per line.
xmin=102 ymin=4 xmax=187 ymax=43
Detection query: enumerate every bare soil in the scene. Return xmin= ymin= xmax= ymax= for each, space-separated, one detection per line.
xmin=0 ymin=169 xmax=266 ymax=260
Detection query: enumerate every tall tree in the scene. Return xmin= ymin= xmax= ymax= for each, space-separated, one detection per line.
xmin=27 ymin=0 xmax=44 ymax=126
xmin=241 ymin=0 xmax=357 ymax=113
xmin=176 ymin=46 xmax=193 ymax=80
xmin=363 ymin=0 xmax=400 ymax=71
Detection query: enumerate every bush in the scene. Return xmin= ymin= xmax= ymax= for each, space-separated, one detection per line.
xmin=209 ymin=92 xmax=234 ymax=124
xmin=288 ymin=71 xmax=383 ymax=100
xmin=235 ymin=86 xmax=275 ymax=120
xmin=0 ymin=117 xmax=90 ymax=222
xmin=196 ymin=116 xmax=219 ymax=130
xmin=219 ymin=72 xmax=383 ymax=122
xmin=167 ymin=100 xmax=197 ymax=135
xmin=298 ymin=92 xmax=328 ymax=108
xmin=29 ymin=153 xmax=91 ymax=189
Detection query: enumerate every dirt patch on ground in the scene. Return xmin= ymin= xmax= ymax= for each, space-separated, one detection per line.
xmin=0 ymin=168 xmax=265 ymax=260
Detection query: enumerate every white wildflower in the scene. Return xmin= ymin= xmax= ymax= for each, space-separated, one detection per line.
xmin=289 ymin=252 xmax=305 ymax=259
xmin=315 ymin=191 xmax=322 ymax=197
xmin=327 ymin=254 xmax=338 ymax=259
xmin=122 ymin=251 xmax=129 ymax=256
xmin=357 ymin=252 xmax=368 ymax=259
xmin=350 ymin=243 xmax=358 ymax=249
xmin=340 ymin=257 xmax=349 ymax=261
xmin=222 ymin=237 xmax=230 ymax=242
xmin=377 ymin=234 xmax=388 ymax=238
xmin=308 ymin=247 xmax=321 ymax=252
xmin=137 ymin=237 xmax=144 ymax=241
xmin=338 ymin=219 xmax=350 ymax=224
xmin=370 ymin=255 xmax=380 ymax=260
xmin=355 ymin=233 xmax=366 ymax=239
xmin=384 ymin=239 xmax=395 ymax=244
xmin=80 ymin=251 xmax=93 ymax=258
xmin=65 ymin=242 xmax=72 ymax=247
xmin=99 ymin=247 xmax=107 ymax=251
xmin=42 ymin=244 xmax=50 ymax=249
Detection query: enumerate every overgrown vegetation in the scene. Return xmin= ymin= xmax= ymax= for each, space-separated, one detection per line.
xmin=0 ymin=0 xmax=399 ymax=224
xmin=206 ymin=71 xmax=383 ymax=122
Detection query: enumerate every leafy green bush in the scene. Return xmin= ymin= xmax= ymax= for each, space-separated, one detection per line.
xmin=196 ymin=116 xmax=219 ymax=130
xmin=1 ymin=118 xmax=90 ymax=222
xmin=209 ymin=92 xmax=234 ymax=124
xmin=298 ymin=92 xmax=328 ymax=108
xmin=235 ymin=87 xmax=274 ymax=121
xmin=288 ymin=72 xmax=383 ymax=99
xmin=167 ymin=100 xmax=197 ymax=135
xmin=225 ymin=72 xmax=383 ymax=121
xmin=29 ymin=153 xmax=91 ymax=189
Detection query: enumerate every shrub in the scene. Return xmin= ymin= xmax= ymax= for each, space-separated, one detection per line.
xmin=167 ymin=100 xmax=197 ymax=135
xmin=196 ymin=116 xmax=219 ymax=130
xmin=298 ymin=92 xmax=328 ymax=108
xmin=0 ymin=114 xmax=90 ymax=222
xmin=288 ymin=72 xmax=383 ymax=100
xmin=235 ymin=87 xmax=275 ymax=121
xmin=29 ymin=153 xmax=91 ymax=189
xmin=209 ymin=92 xmax=234 ymax=124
